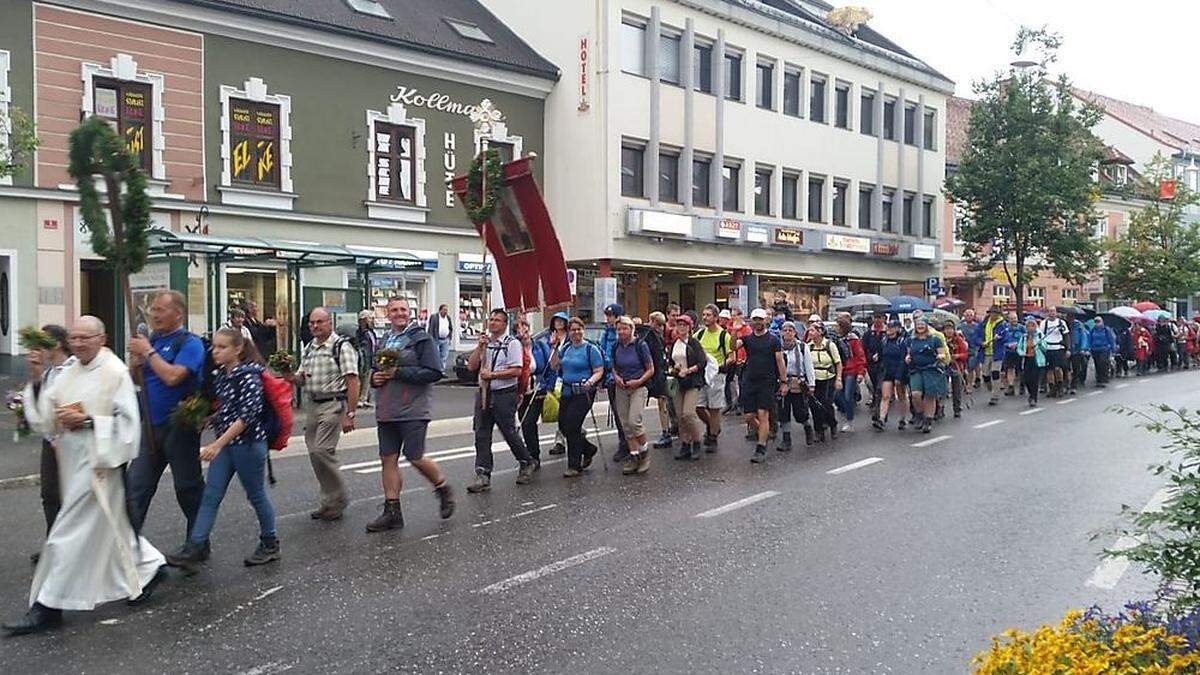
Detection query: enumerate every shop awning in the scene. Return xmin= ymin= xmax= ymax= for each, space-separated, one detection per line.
xmin=146 ymin=229 xmax=425 ymax=271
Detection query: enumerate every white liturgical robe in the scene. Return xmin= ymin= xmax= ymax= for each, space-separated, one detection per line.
xmin=22 ymin=347 xmax=165 ymax=610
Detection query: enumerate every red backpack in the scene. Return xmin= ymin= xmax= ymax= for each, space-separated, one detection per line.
xmin=517 ymin=342 xmax=533 ymax=397
xmin=261 ymin=372 xmax=294 ymax=451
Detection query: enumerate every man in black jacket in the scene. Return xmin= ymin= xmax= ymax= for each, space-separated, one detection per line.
xmin=861 ymin=312 xmax=886 ymax=421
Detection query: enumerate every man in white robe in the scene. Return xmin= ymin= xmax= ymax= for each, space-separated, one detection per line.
xmin=4 ymin=316 xmax=166 ymax=637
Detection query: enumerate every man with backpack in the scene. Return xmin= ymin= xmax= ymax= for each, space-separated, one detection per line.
xmin=696 ymin=304 xmax=735 ymax=451
xmin=737 ymin=308 xmax=787 ymax=464
xmin=125 ymin=289 xmax=208 ymax=559
xmin=466 ymin=308 xmax=537 ymax=493
xmin=600 ymin=303 xmax=631 ymax=463
xmin=289 ymin=307 xmax=360 ymax=522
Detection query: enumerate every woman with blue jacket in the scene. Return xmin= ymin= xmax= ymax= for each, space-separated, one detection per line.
xmin=1016 ymin=318 xmax=1048 ymax=407
xmin=1070 ymin=318 xmax=1091 ymax=393
xmin=1088 ymin=317 xmax=1117 ymax=387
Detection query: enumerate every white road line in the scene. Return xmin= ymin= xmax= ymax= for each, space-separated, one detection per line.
xmin=479 ymin=547 xmax=617 ymax=594
xmin=1115 ymin=383 xmax=1130 ymax=389
xmin=827 ymin=457 xmax=884 ymax=475
xmin=421 ymin=534 xmax=441 ymax=541
xmin=973 ymin=419 xmax=1006 ymax=429
xmin=1086 ymin=487 xmax=1174 ymax=590
xmin=694 ymin=491 xmax=781 ymax=518
xmin=512 ymin=503 xmax=558 ymax=519
xmin=1019 ymin=407 xmax=1044 ymax=416
xmin=1057 ymin=398 xmax=1077 ymax=405
xmin=911 ymin=434 xmax=952 ymax=448
xmin=471 ymin=520 xmax=499 ymax=529
xmin=349 ymin=430 xmax=617 ymax=474
xmin=1087 ymin=390 xmax=1105 ymax=397
xmin=200 ymin=585 xmax=285 ymax=633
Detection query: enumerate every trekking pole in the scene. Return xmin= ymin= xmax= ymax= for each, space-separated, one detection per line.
xmin=588 ymin=401 xmax=608 ymax=474
xmin=267 ymin=455 xmax=277 ymax=486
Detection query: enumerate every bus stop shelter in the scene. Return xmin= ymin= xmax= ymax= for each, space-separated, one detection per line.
xmin=146 ymin=229 xmax=424 ymax=352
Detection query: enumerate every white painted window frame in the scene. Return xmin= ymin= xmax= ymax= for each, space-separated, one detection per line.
xmin=473 ymin=119 xmax=523 ymax=160
xmin=218 ymin=77 xmax=295 ymax=210
xmin=0 ymin=50 xmax=11 ymax=186
xmin=80 ymin=53 xmax=166 ymax=181
xmin=365 ymin=101 xmax=428 ymax=223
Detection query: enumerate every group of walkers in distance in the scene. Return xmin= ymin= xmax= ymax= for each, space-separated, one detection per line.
xmin=8 ymin=287 xmax=1198 ymax=636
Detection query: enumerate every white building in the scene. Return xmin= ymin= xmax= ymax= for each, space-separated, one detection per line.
xmin=482 ymin=0 xmax=954 ymax=319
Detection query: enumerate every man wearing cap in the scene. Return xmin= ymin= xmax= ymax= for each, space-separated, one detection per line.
xmin=696 ymin=304 xmax=735 ymax=450
xmin=736 ymin=308 xmax=787 ymax=463
xmin=426 ymin=304 xmax=454 ymax=372
xmin=601 ymin=303 xmax=631 ymax=463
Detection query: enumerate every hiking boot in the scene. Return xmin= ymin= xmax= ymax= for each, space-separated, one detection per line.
xmin=777 ymin=432 xmax=792 ymax=452
xmin=815 ymin=429 xmax=826 ymax=443
xmin=804 ymin=425 xmax=815 ymax=445
xmin=829 ymin=424 xmax=838 ymax=440
xmin=922 ymin=420 xmax=933 ymax=434
xmin=898 ymin=420 xmax=907 ymax=430
xmin=635 ymin=452 xmax=651 ymax=474
xmin=365 ymin=500 xmax=405 ymax=533
xmin=704 ymin=434 xmax=718 ymax=447
xmin=434 ymin=483 xmax=455 ymax=519
xmin=652 ymin=433 xmax=673 ymax=449
xmin=244 ymin=538 xmax=281 ymax=566
xmin=872 ymin=419 xmax=885 ymax=432
xmin=310 ymin=506 xmax=343 ymax=522
xmin=582 ymin=444 xmax=597 ymax=469
xmin=549 ymin=443 xmax=566 ymax=456
xmin=689 ymin=442 xmax=703 ymax=461
xmin=466 ymin=474 xmax=491 ymax=494
xmin=515 ymin=463 xmax=535 ymax=485
xmin=750 ymin=445 xmax=767 ymax=464
xmin=674 ymin=442 xmax=691 ymax=460
xmin=166 ymin=542 xmax=207 ymax=568
xmin=621 ymin=457 xmax=639 ymax=475
xmin=562 ymin=468 xmax=582 ymax=478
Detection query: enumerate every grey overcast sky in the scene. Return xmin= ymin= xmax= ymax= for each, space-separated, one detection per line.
xmin=863 ymin=0 xmax=1200 ymax=122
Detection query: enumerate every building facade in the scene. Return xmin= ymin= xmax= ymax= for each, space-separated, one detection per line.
xmin=482 ymin=0 xmax=954 ymax=320
xmin=0 ymin=0 xmax=557 ymax=365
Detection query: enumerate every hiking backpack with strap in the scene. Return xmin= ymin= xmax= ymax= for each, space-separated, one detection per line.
xmin=260 ymin=371 xmax=294 ymax=451
xmin=169 ymin=331 xmax=215 ymax=400
xmin=693 ymin=327 xmax=733 ymax=372
xmin=828 ymin=333 xmax=851 ymax=364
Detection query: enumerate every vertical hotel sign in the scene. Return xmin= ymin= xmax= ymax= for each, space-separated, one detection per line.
xmin=578 ymin=34 xmax=590 ymax=111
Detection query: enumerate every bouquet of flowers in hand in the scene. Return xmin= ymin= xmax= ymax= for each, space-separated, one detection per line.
xmin=18 ymin=326 xmax=58 ymax=351
xmin=6 ymin=390 xmax=30 ymax=437
xmin=171 ymin=392 xmax=212 ymax=431
xmin=267 ymin=350 xmax=297 ymax=374
xmin=375 ymin=348 xmax=401 ymax=371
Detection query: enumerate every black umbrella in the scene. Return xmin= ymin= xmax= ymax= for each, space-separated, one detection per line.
xmin=1099 ymin=312 xmax=1131 ymax=330
xmin=1055 ymin=305 xmax=1086 ymax=317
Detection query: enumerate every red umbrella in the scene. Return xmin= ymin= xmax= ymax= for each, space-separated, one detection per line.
xmin=1133 ymin=301 xmax=1161 ymax=312
xmin=932 ymin=296 xmax=965 ymax=311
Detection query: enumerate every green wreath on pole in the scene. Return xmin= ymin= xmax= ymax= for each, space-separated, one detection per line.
xmin=464 ymin=147 xmax=504 ymax=224
xmin=68 ymin=116 xmax=152 ymax=277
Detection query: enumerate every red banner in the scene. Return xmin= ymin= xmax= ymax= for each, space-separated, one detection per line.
xmin=452 ymin=156 xmax=572 ymax=311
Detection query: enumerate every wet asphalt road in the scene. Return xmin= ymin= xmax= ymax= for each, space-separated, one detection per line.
xmin=0 ymin=371 xmax=1188 ymax=674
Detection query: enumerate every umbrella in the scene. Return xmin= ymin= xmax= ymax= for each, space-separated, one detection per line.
xmin=1099 ymin=312 xmax=1131 ymax=330
xmin=1144 ymin=309 xmax=1174 ymax=321
xmin=1109 ymin=306 xmax=1145 ymax=320
xmin=932 ymin=296 xmax=965 ymax=311
xmin=835 ymin=293 xmax=892 ymax=313
xmin=1055 ymin=305 xmax=1087 ymax=317
xmin=929 ymin=308 xmax=960 ymax=327
xmin=1133 ymin=301 xmax=1161 ymax=312
xmin=889 ymin=295 xmax=933 ymax=313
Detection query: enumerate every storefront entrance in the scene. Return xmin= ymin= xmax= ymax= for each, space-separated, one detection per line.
xmin=80 ymin=259 xmax=117 ymax=337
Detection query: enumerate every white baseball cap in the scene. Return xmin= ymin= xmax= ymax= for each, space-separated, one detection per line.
xmin=719 ymin=309 xmax=731 ymax=319
xmin=750 ymin=308 xmax=769 ymax=319
xmin=808 ymin=313 xmax=822 ymax=323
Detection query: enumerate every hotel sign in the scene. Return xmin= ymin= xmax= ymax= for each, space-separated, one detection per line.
xmin=774 ymin=227 xmax=803 ymax=246
xmin=825 ymin=233 xmax=870 ymax=254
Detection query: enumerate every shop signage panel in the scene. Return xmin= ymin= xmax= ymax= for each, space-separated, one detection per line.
xmin=871 ymin=241 xmax=900 ymax=257
xmin=824 ymin=233 xmax=870 ymax=254
xmin=746 ymin=225 xmax=770 ymax=244
xmin=716 ymin=218 xmax=742 ymax=239
xmin=830 ymin=283 xmax=848 ymax=300
xmin=457 ymin=260 xmax=492 ymax=274
xmin=911 ymin=243 xmax=937 ymax=260
xmin=774 ymin=227 xmax=803 ymax=246
xmin=637 ymin=210 xmax=693 ymax=236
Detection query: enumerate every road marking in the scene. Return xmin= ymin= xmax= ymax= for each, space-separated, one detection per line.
xmin=99 ymin=618 xmax=123 ymax=626
xmin=695 ymin=491 xmax=781 ymax=518
xmin=1115 ymin=383 xmax=1129 ymax=389
xmin=512 ymin=503 xmax=558 ymax=519
xmin=973 ymin=419 xmax=1005 ymax=429
xmin=1087 ymin=390 xmax=1105 ymax=397
xmin=421 ymin=534 xmax=441 ymax=541
xmin=1086 ymin=487 xmax=1173 ymax=590
xmin=911 ymin=434 xmax=952 ymax=448
xmin=471 ymin=520 xmax=499 ymax=529
xmin=1057 ymin=398 xmax=1077 ymax=405
xmin=827 ymin=457 xmax=884 ymax=475
xmin=349 ymin=431 xmax=617 ymax=474
xmin=254 ymin=585 xmax=284 ymax=601
xmin=200 ymin=585 xmax=285 ymax=633
xmin=479 ymin=547 xmax=617 ymax=594
xmin=238 ymin=662 xmax=295 ymax=675
xmin=1019 ymin=407 xmax=1044 ymax=416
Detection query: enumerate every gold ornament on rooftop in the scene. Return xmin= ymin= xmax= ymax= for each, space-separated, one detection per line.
xmin=827 ymin=6 xmax=873 ymax=36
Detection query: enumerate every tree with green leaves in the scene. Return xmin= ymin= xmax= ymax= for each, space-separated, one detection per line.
xmin=0 ymin=106 xmax=41 ymax=180
xmin=944 ymin=28 xmax=1106 ymax=310
xmin=1103 ymin=154 xmax=1200 ymax=307
xmin=68 ymin=116 xmax=152 ymax=339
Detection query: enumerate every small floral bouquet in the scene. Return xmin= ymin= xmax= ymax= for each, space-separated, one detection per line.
xmin=18 ymin=326 xmax=58 ymax=351
xmin=171 ymin=392 xmax=212 ymax=432
xmin=375 ymin=348 xmax=401 ymax=371
xmin=6 ymin=389 xmax=30 ymax=438
xmin=267 ymin=350 xmax=297 ymax=374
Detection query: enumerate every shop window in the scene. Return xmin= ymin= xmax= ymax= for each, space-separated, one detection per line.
xmin=834 ymin=82 xmax=850 ymax=129
xmin=860 ymin=89 xmax=875 ymax=136
xmin=722 ymin=163 xmax=740 ymax=211
xmin=858 ymin=184 xmax=874 ymax=229
xmin=81 ymin=54 xmax=165 ymax=181
xmin=809 ymin=73 xmax=826 ymax=123
xmin=621 ymin=143 xmax=645 ymax=198
xmin=725 ymin=52 xmax=743 ymax=101
xmin=219 ymin=77 xmax=294 ymax=209
xmin=832 ymin=181 xmax=848 ymax=226
xmin=754 ymin=166 xmax=773 ymax=216
xmin=692 ymin=156 xmax=711 ymax=207
xmin=756 ymin=60 xmax=774 ymax=110
xmin=659 ymin=150 xmax=680 ymax=203
xmin=807 ymin=175 xmax=825 ymax=222
xmin=621 ymin=20 xmax=647 ymax=76
xmin=783 ymin=68 xmax=801 ymax=117
xmin=693 ymin=43 xmax=713 ymax=93
xmin=782 ymin=174 xmax=799 ymax=219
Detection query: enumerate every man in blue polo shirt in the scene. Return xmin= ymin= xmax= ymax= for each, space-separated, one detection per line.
xmin=125 ymin=289 xmax=207 ymax=558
